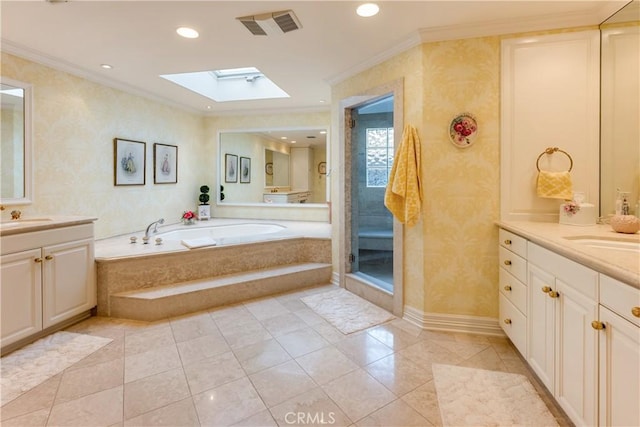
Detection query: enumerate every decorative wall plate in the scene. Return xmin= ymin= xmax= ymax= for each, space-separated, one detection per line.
xmin=449 ymin=113 xmax=478 ymax=148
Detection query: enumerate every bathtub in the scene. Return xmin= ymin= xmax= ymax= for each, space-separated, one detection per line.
xmin=157 ymin=223 xmax=286 ymax=246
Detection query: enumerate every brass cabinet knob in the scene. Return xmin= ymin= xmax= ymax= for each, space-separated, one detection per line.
xmin=632 ymin=307 xmax=640 ymax=318
xmin=591 ymin=321 xmax=606 ymax=330
xmin=548 ymin=291 xmax=560 ymax=298
xmin=34 ymin=257 xmax=43 ymax=263
xmin=541 ymin=286 xmax=552 ymax=293
xmin=44 ymin=255 xmax=53 ymax=260
xmin=504 ymin=285 xmax=512 ymax=291
xmin=504 ymin=239 xmax=512 ymax=245
xmin=504 ymin=318 xmax=512 ymax=324
xmin=504 ymin=260 xmax=512 ymax=266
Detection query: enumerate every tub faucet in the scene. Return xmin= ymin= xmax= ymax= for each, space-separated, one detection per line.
xmin=145 ymin=218 xmax=164 ymax=239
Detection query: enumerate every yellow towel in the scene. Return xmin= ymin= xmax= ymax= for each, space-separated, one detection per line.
xmin=384 ymin=124 xmax=422 ymax=226
xmin=536 ymin=170 xmax=573 ymax=199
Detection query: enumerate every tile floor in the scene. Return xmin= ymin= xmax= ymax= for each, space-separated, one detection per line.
xmin=0 ymin=284 xmax=571 ymax=427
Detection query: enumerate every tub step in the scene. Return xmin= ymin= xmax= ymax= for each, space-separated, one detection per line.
xmin=109 ymin=262 xmax=332 ymax=321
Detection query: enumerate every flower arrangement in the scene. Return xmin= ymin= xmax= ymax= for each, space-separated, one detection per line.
xmin=449 ymin=114 xmax=478 ymax=147
xmin=563 ymin=201 xmax=581 ymax=216
xmin=182 ymin=210 xmax=196 ymax=224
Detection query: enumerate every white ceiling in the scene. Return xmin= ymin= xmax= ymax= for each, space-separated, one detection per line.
xmin=0 ymin=0 xmax=628 ymax=116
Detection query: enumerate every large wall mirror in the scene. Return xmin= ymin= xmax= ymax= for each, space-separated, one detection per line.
xmin=218 ymin=128 xmax=328 ymax=206
xmin=600 ymin=0 xmax=639 ymax=216
xmin=1 ymin=77 xmax=33 ymax=206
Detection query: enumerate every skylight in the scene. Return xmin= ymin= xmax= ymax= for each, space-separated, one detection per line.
xmin=160 ymin=67 xmax=289 ymax=103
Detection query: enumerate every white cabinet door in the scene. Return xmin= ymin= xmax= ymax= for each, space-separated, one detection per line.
xmin=42 ymin=238 xmax=95 ymax=328
xmin=1 ymin=249 xmax=43 ymax=346
xmin=527 ymin=263 xmax=555 ymax=390
xmin=599 ymin=306 xmax=640 ymax=427
xmin=555 ymin=278 xmax=598 ymax=427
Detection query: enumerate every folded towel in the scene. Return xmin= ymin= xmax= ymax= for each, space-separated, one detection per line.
xmin=181 ymin=237 xmax=217 ymax=249
xmin=384 ymin=124 xmax=422 ymax=226
xmin=536 ymin=170 xmax=573 ymax=199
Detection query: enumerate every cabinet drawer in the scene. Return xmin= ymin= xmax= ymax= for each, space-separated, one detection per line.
xmin=600 ymin=274 xmax=640 ymax=327
xmin=499 ymin=268 xmax=527 ymax=315
xmin=499 ymin=246 xmax=527 ymax=283
xmin=499 ymin=293 xmax=527 ymax=357
xmin=499 ymin=229 xmax=527 ymax=258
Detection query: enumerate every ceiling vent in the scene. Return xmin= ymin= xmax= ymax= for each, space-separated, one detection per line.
xmin=237 ymin=10 xmax=302 ymax=36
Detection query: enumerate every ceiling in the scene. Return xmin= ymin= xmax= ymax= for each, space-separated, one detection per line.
xmin=0 ymin=1 xmax=628 ymax=116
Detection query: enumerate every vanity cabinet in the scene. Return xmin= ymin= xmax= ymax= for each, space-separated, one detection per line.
xmin=263 ymin=191 xmax=311 ymax=204
xmin=527 ymin=242 xmax=599 ymax=427
xmin=596 ymin=274 xmax=640 ymax=427
xmin=1 ymin=223 xmax=96 ymax=350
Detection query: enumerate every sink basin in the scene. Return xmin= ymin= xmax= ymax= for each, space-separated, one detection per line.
xmin=565 ymin=236 xmax=640 ymax=253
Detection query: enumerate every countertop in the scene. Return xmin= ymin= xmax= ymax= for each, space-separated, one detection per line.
xmin=497 ymin=221 xmax=640 ymax=289
xmin=0 ymin=216 xmax=97 ymax=237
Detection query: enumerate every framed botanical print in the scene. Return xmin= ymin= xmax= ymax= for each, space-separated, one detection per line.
xmin=114 ymin=138 xmax=146 ymax=186
xmin=225 ymin=153 xmax=238 ymax=183
xmin=153 ymin=143 xmax=178 ymax=184
xmin=240 ymin=157 xmax=251 ymax=183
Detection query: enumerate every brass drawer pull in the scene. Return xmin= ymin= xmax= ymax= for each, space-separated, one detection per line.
xmin=504 ymin=260 xmax=512 ymax=266
xmin=504 ymin=318 xmax=512 ymax=325
xmin=45 ymin=255 xmax=53 ymax=260
xmin=504 ymin=239 xmax=512 ymax=245
xmin=591 ymin=321 xmax=605 ymax=330
xmin=548 ymin=291 xmax=560 ymax=298
xmin=632 ymin=307 xmax=640 ymax=318
xmin=504 ymin=285 xmax=512 ymax=291
xmin=541 ymin=286 xmax=552 ymax=293
xmin=34 ymin=257 xmax=43 ymax=263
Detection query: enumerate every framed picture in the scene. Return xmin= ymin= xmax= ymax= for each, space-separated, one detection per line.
xmin=114 ymin=138 xmax=146 ymax=186
xmin=240 ymin=157 xmax=251 ymax=183
xmin=318 ymin=161 xmax=327 ymax=175
xmin=225 ymin=153 xmax=238 ymax=183
xmin=265 ymin=162 xmax=273 ymax=175
xmin=153 ymin=143 xmax=177 ymax=184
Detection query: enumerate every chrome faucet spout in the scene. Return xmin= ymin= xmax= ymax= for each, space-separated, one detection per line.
xmin=145 ymin=218 xmax=165 ymax=238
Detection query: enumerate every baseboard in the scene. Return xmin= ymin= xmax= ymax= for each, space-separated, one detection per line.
xmin=403 ymin=306 xmax=504 ymax=337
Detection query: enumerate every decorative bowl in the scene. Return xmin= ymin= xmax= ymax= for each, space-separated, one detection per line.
xmin=610 ymin=215 xmax=640 ymax=234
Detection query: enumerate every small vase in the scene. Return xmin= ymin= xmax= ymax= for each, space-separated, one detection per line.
xmin=183 ymin=218 xmax=195 ymax=225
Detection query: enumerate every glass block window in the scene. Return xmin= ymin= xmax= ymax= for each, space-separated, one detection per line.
xmin=366 ymin=127 xmax=394 ymax=187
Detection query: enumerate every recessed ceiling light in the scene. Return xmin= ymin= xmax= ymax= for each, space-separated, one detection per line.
xmin=291 ymin=140 xmax=297 ymax=144
xmin=100 ymin=64 xmax=113 ymax=69
xmin=280 ymin=136 xmax=287 ymax=140
xmin=176 ymin=27 xmax=199 ymax=39
xmin=356 ymin=3 xmax=379 ymax=17
xmin=206 ymin=105 xmax=212 ymax=110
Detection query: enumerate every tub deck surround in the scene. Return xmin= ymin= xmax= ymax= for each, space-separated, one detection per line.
xmin=496 ymin=221 xmax=640 ymax=288
xmin=95 ymin=219 xmax=332 ymax=321
xmin=0 ymin=216 xmax=97 ymax=237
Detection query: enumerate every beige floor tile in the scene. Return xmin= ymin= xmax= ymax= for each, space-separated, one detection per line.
xmin=123 ymin=368 xmax=190 ymax=420
xmin=48 ymin=385 xmax=123 ymax=426
xmin=249 ymin=360 xmax=317 ymax=407
xmin=68 ymin=337 xmax=125 ymax=370
xmin=457 ymin=346 xmax=508 ymax=372
xmin=356 ymin=399 xmax=432 ymax=427
xmin=192 ymin=377 xmax=266 ymax=426
xmin=333 ymin=333 xmax=394 ymax=367
xmin=269 ymin=387 xmax=353 ymax=427
xmin=123 ymin=397 xmax=199 ymax=427
xmin=386 ymin=319 xmax=423 ymax=337
xmin=398 ymin=340 xmax=464 ymax=369
xmin=427 ymin=338 xmax=490 ymax=360
xmin=293 ymin=308 xmax=328 ymax=326
xmin=401 ymin=380 xmax=443 ymax=426
xmin=56 ymin=357 xmax=124 ymax=404
xmin=176 ymin=333 xmax=230 ymax=366
xmin=124 ymin=325 xmax=175 ymax=356
xmin=276 ymin=327 xmax=330 ymax=358
xmin=231 ymin=409 xmax=278 ymax=426
xmin=209 ymin=303 xmax=251 ymax=321
xmin=124 ymin=344 xmax=181 ymax=383
xmin=310 ymin=322 xmax=347 ymax=344
xmin=364 ymin=353 xmax=433 ymax=396
xmin=218 ymin=319 xmax=272 ymax=349
xmin=0 ymin=373 xmax=60 ymax=421
xmin=280 ymin=298 xmax=309 ymax=312
xmin=321 ymin=369 xmax=396 ymax=422
xmin=243 ymin=297 xmax=290 ymax=321
xmin=296 ymin=346 xmax=359 ymax=385
xmin=0 ymin=408 xmax=49 ymax=427
xmin=183 ymin=351 xmax=246 ymax=394
xmin=261 ymin=312 xmax=309 ymax=337
xmin=170 ymin=311 xmax=220 ymax=343
xmin=233 ymin=338 xmax=292 ymax=375
xmin=492 ymin=339 xmax=522 ymax=360
xmin=366 ymin=324 xmax=422 ymax=351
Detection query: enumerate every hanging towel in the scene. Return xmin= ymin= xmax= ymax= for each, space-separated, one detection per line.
xmin=536 ymin=170 xmax=573 ymax=199
xmin=384 ymin=124 xmax=422 ymax=226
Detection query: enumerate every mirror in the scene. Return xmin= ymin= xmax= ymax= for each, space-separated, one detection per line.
xmin=218 ymin=128 xmax=328 ymax=205
xmin=1 ymin=78 xmax=32 ymax=205
xmin=600 ymin=0 xmax=639 ymax=216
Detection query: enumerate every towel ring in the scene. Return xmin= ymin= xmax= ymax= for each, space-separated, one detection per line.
xmin=536 ymin=147 xmax=573 ymax=172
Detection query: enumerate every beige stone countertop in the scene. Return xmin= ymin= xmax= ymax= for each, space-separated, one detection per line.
xmin=497 ymin=221 xmax=640 ymax=289
xmin=0 ymin=216 xmax=97 ymax=237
